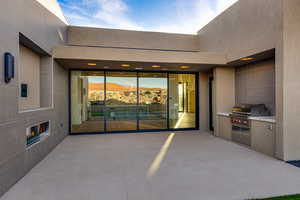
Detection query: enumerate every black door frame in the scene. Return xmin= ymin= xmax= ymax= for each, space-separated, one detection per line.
xmin=68 ymin=69 xmax=200 ymax=135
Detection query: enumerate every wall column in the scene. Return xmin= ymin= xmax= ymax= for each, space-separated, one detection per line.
xmin=281 ymin=0 xmax=300 ymax=161
xmin=213 ymin=67 xmax=235 ymax=136
xmin=199 ymin=72 xmax=210 ymax=132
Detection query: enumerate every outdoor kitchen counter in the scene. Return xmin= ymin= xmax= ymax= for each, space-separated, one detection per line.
xmin=217 ymin=112 xmax=231 ymax=117
xmin=217 ymin=112 xmax=276 ymax=123
xmin=249 ymin=116 xmax=276 ymax=123
xmin=217 ymin=113 xmax=276 ymax=157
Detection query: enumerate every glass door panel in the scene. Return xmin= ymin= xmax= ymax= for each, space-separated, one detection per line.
xmin=71 ymin=71 xmax=105 ymax=133
xmin=70 ymin=70 xmax=198 ymax=134
xmin=169 ymin=74 xmax=196 ymax=129
xmin=105 ymin=72 xmax=138 ymax=131
xmin=138 ymin=73 xmax=168 ymax=130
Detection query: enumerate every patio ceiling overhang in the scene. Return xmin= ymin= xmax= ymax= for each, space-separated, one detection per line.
xmin=53 ymin=45 xmax=227 ymax=72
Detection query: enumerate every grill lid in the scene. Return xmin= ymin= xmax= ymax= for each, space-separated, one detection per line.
xmin=232 ymin=104 xmax=270 ymax=116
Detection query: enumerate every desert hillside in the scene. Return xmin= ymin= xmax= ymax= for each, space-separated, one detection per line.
xmin=89 ymin=83 xmax=136 ymax=91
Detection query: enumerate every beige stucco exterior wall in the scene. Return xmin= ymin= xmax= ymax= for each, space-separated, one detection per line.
xmin=0 ymin=0 xmax=68 ymax=197
xmin=282 ymin=0 xmax=300 ymax=161
xmin=213 ymin=67 xmax=235 ymax=136
xmin=68 ymin=26 xmax=200 ymax=51
xmin=54 ymin=46 xmax=227 ymax=66
xmin=0 ymin=4 xmax=299 ymax=200
xmin=197 ymin=0 xmax=282 ymax=62
xmin=35 ymin=0 xmax=68 ymax=24
xmin=19 ymin=45 xmax=41 ymax=110
xmin=197 ymin=0 xmax=287 ymax=160
xmin=199 ymin=73 xmax=210 ymax=132
xmin=235 ymin=59 xmax=276 ymax=115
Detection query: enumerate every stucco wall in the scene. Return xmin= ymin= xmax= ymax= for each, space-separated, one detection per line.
xmin=282 ymin=0 xmax=300 ymax=161
xmin=54 ymin=45 xmax=227 ymax=66
xmin=19 ymin=45 xmax=41 ymax=110
xmin=199 ymin=73 xmax=210 ymax=132
xmin=197 ymin=0 xmax=286 ymax=160
xmin=213 ymin=67 xmax=235 ymax=136
xmin=235 ymin=59 xmax=276 ymax=115
xmin=0 ymin=0 xmax=68 ymax=196
xmin=200 ymin=0 xmax=300 ymax=161
xmin=35 ymin=0 xmax=68 ymax=24
xmin=197 ymin=0 xmax=282 ymax=62
xmin=67 ymin=26 xmax=200 ymax=51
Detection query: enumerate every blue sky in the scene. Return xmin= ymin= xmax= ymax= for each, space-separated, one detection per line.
xmin=89 ymin=76 xmax=167 ymax=89
xmin=58 ymin=0 xmax=238 ymax=34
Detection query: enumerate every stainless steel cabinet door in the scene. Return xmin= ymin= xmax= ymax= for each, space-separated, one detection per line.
xmin=251 ymin=121 xmax=275 ymax=157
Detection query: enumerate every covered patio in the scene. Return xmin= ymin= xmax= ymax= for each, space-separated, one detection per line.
xmin=1 ymin=131 xmax=300 ymax=200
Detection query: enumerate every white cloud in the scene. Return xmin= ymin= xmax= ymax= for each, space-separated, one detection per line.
xmin=94 ymin=0 xmax=142 ymax=30
xmin=61 ymin=0 xmax=143 ymax=30
xmin=61 ymin=0 xmax=239 ymax=34
xmin=149 ymin=0 xmax=239 ymax=34
xmin=150 ymin=0 xmax=216 ymax=34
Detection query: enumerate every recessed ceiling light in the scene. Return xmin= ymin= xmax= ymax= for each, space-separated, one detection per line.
xmin=240 ymin=57 xmax=254 ymax=61
xmin=121 ymin=64 xmax=130 ymax=67
xmin=88 ymin=63 xmax=97 ymax=66
xmin=180 ymin=65 xmax=190 ymax=69
xmin=152 ymin=65 xmax=160 ymax=68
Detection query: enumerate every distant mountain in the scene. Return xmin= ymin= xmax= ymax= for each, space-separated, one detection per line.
xmin=89 ymin=83 xmax=167 ymax=92
xmin=89 ymin=83 xmax=136 ymax=91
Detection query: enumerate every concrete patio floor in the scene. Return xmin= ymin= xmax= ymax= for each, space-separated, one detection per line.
xmin=1 ymin=131 xmax=300 ymax=200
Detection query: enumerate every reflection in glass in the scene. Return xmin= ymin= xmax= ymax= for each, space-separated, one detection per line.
xmin=105 ymin=72 xmax=138 ymax=131
xmin=71 ymin=71 xmax=105 ymax=133
xmin=169 ymin=74 xmax=196 ymax=129
xmin=138 ymin=73 xmax=168 ymax=130
xmin=71 ymin=71 xmax=197 ymax=133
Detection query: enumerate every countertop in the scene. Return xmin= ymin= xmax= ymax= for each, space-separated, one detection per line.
xmin=218 ymin=112 xmax=231 ymax=117
xmin=217 ymin=112 xmax=276 ymax=123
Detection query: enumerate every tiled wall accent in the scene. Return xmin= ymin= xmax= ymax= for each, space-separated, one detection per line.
xmin=235 ymin=59 xmax=276 ymax=115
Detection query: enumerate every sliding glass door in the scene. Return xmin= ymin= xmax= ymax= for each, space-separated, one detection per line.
xmin=70 ymin=71 xmax=197 ymax=134
xmin=169 ymin=74 xmax=196 ymax=129
xmin=105 ymin=72 xmax=138 ymax=132
xmin=71 ymin=71 xmax=105 ymax=133
xmin=138 ymin=73 xmax=168 ymax=130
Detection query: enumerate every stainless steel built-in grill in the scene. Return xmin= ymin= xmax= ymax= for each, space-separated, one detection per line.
xmin=230 ymin=112 xmax=251 ymax=146
xmin=230 ymin=104 xmax=270 ymax=146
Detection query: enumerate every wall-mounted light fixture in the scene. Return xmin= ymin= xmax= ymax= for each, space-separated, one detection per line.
xmin=180 ymin=65 xmax=190 ymax=69
xmin=152 ymin=65 xmax=161 ymax=68
xmin=4 ymin=52 xmax=15 ymax=83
